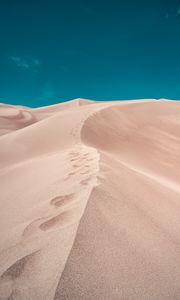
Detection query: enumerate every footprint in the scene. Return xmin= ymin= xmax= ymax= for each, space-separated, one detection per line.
xmin=63 ymin=173 xmax=76 ymax=181
xmin=50 ymin=194 xmax=75 ymax=207
xmin=87 ymin=158 xmax=94 ymax=162
xmin=72 ymin=164 xmax=80 ymax=168
xmin=70 ymin=158 xmax=78 ymax=162
xmin=68 ymin=172 xmax=76 ymax=176
xmin=80 ymin=178 xmax=91 ymax=186
xmin=39 ymin=211 xmax=74 ymax=231
xmin=1 ymin=251 xmax=39 ymax=280
xmin=69 ymin=152 xmax=79 ymax=157
xmin=22 ymin=216 xmax=51 ymax=238
xmin=80 ymin=170 xmax=89 ymax=175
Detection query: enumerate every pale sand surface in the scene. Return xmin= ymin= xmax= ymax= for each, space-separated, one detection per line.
xmin=0 ymin=98 xmax=180 ymax=299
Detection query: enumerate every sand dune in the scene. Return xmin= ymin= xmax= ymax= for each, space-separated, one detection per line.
xmin=0 ymin=98 xmax=180 ymax=299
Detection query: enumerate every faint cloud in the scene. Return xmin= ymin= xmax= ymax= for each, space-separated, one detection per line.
xmin=165 ymin=8 xmax=180 ymax=20
xmin=10 ymin=56 xmax=30 ymax=69
xmin=32 ymin=58 xmax=41 ymax=66
xmin=40 ymin=82 xmax=56 ymax=100
xmin=176 ymin=7 xmax=180 ymax=16
xmin=9 ymin=55 xmax=41 ymax=71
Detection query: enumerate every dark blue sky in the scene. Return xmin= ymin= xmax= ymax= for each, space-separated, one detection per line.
xmin=0 ymin=0 xmax=180 ymax=107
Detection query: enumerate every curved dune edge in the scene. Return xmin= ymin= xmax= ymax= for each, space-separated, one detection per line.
xmin=0 ymin=98 xmax=180 ymax=300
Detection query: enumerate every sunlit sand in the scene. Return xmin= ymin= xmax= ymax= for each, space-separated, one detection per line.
xmin=0 ymin=98 xmax=180 ymax=299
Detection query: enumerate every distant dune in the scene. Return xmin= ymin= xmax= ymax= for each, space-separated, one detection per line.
xmin=0 ymin=98 xmax=180 ymax=300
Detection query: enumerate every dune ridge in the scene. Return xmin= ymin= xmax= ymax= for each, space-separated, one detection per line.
xmin=0 ymin=98 xmax=180 ymax=299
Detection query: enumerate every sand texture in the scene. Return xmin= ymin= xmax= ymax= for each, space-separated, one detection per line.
xmin=0 ymin=98 xmax=180 ymax=299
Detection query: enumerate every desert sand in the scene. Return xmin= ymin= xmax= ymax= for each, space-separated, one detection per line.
xmin=0 ymin=98 xmax=180 ymax=299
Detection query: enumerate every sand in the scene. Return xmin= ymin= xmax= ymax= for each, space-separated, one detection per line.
xmin=0 ymin=98 xmax=180 ymax=299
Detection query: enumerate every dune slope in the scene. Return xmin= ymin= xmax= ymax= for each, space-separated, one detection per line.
xmin=0 ymin=99 xmax=180 ymax=300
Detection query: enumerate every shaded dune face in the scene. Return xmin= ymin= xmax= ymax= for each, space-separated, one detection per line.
xmin=81 ymin=105 xmax=137 ymax=151
xmin=81 ymin=102 xmax=180 ymax=183
xmin=81 ymin=101 xmax=180 ymax=152
xmin=0 ymin=105 xmax=37 ymax=136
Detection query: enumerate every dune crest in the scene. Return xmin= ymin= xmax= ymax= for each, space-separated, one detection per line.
xmin=0 ymin=99 xmax=180 ymax=299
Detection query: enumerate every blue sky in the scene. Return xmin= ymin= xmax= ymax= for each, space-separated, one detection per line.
xmin=0 ymin=0 xmax=180 ymax=107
